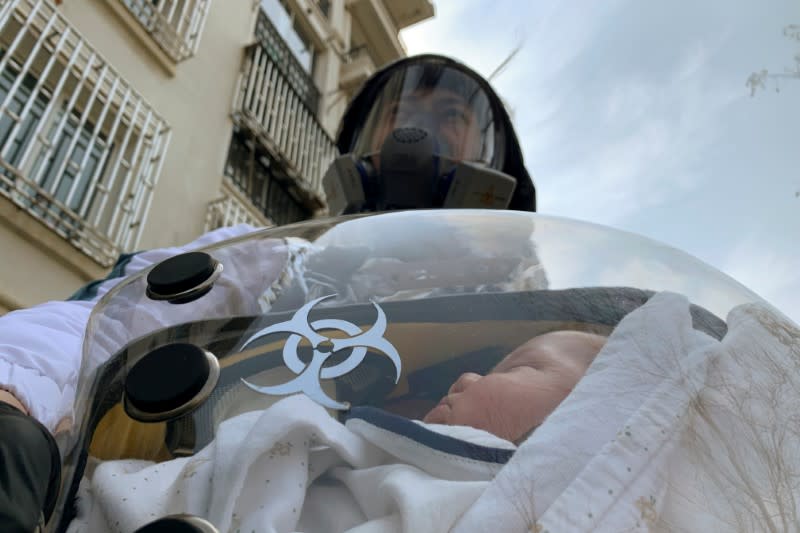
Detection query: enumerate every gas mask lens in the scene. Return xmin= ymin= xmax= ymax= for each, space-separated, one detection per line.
xmin=351 ymin=62 xmax=501 ymax=168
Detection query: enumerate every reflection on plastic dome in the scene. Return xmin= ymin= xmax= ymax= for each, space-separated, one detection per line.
xmin=52 ymin=211 xmax=800 ymax=533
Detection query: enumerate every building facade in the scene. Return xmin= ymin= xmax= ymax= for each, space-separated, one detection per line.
xmin=0 ymin=0 xmax=434 ymax=313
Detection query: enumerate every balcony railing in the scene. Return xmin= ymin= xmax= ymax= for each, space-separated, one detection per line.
xmin=232 ymin=9 xmax=337 ymax=209
xmin=0 ymin=0 xmax=171 ymax=267
xmin=254 ymin=9 xmax=319 ymax=111
xmin=119 ymin=0 xmax=210 ymax=63
xmin=205 ymin=178 xmax=273 ymax=232
xmin=220 ymin=126 xmax=311 ymax=227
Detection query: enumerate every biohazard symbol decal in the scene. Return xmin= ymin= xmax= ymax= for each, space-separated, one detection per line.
xmin=240 ymin=295 xmax=401 ymax=410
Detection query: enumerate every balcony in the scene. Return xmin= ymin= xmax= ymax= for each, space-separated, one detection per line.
xmin=346 ymin=0 xmax=434 ymax=66
xmin=339 ymin=45 xmax=375 ymax=94
xmin=205 ymin=178 xmax=273 ymax=232
xmin=345 ymin=0 xmax=404 ymax=66
xmin=383 ymin=0 xmax=434 ymax=30
xmin=117 ymin=0 xmax=210 ymax=63
xmin=0 ymin=0 xmax=171 ymax=267
xmin=218 ymin=126 xmax=312 ymax=228
xmin=231 ymin=9 xmax=336 ymax=210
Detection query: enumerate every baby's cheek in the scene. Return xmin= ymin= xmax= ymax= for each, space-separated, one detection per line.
xmin=455 ymin=386 xmax=522 ymax=440
xmin=450 ymin=389 xmax=494 ymax=427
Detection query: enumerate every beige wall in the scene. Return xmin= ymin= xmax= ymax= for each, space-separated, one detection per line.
xmin=0 ymin=196 xmax=106 ymax=311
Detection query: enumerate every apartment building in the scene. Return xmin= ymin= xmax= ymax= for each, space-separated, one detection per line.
xmin=0 ymin=0 xmax=435 ymax=313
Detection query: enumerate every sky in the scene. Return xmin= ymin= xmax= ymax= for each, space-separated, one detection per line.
xmin=401 ymin=0 xmax=800 ymax=323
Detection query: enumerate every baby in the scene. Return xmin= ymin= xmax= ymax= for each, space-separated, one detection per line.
xmin=423 ymin=330 xmax=607 ymax=443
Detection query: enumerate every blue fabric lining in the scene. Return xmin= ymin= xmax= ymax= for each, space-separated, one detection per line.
xmin=347 ymin=406 xmax=515 ymax=464
xmin=68 ymin=251 xmax=140 ymax=301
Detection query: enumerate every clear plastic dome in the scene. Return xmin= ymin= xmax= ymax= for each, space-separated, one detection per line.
xmin=53 ymin=210 xmax=796 ymax=532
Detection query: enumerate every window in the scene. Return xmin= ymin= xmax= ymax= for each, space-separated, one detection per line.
xmin=0 ymin=67 xmax=48 ymax=182
xmin=0 ymin=0 xmax=171 ymax=265
xmin=33 ymin=108 xmax=110 ymax=213
xmin=261 ymin=0 xmax=316 ymax=74
xmin=0 ymin=63 xmax=111 ymax=235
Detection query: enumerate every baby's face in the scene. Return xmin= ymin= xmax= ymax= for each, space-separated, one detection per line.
xmin=423 ymin=331 xmax=606 ymax=442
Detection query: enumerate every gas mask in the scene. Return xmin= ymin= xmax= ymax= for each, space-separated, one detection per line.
xmin=323 ymin=126 xmax=517 ymax=215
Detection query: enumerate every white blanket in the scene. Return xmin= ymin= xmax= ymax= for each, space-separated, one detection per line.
xmin=69 ymin=292 xmax=800 ymax=532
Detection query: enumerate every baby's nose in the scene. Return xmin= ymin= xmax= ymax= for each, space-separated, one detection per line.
xmin=449 ymin=372 xmax=482 ymax=394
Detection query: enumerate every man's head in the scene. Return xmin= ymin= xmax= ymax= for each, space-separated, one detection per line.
xmin=367 ymin=87 xmax=485 ymax=167
xmin=326 ymin=54 xmax=536 ymax=214
xmin=423 ymin=330 xmax=607 ymax=443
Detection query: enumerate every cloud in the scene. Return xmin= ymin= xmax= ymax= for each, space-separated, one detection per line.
xmin=720 ymin=234 xmax=800 ymax=324
xmin=524 ymin=31 xmax=742 ymax=227
xmin=399 ymin=0 xmax=800 ymax=325
xmin=405 ymin=1 xmax=743 ymax=228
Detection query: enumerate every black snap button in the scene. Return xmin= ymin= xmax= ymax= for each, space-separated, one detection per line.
xmin=125 ymin=343 xmax=217 ymax=421
xmin=133 ymin=515 xmax=218 ymax=533
xmin=146 ymin=252 xmax=220 ymax=303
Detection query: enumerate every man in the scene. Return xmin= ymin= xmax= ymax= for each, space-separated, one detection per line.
xmin=0 ymin=54 xmax=537 ymax=531
xmin=325 ymin=54 xmax=535 ymax=213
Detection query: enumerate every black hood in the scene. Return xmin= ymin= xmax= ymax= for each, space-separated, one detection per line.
xmin=336 ymin=54 xmax=536 ymax=212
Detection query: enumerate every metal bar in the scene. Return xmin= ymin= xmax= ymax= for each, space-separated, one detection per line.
xmin=43 ymin=61 xmax=109 ymax=199
xmin=307 ymin=114 xmax=318 ymax=185
xmin=63 ymin=70 xmax=119 ymax=207
xmin=78 ymin=85 xmax=131 ymax=217
xmin=0 ymin=0 xmax=15 ymax=25
xmin=273 ymin=80 xmax=287 ymax=152
xmin=276 ymin=81 xmax=292 ymax=154
xmin=124 ymin=131 xmax=161 ymax=240
xmin=264 ymin=61 xmax=281 ymax=135
xmin=266 ymin=74 xmax=284 ymax=141
xmin=251 ymin=55 xmax=267 ymax=125
xmin=313 ymin=127 xmax=323 ymax=187
xmin=173 ymin=0 xmax=192 ymax=43
xmin=242 ymin=46 xmax=260 ymax=117
xmin=91 ymin=100 xmax=143 ymax=227
xmin=254 ymin=56 xmax=274 ymax=127
xmin=311 ymin=129 xmax=322 ymax=191
xmin=291 ymin=99 xmax=303 ymax=169
xmin=130 ymin=126 xmax=171 ymax=247
xmin=189 ymin=0 xmax=210 ymax=55
xmin=0 ymin=7 xmax=58 ymax=133
xmin=295 ymin=109 xmax=307 ymax=179
xmin=285 ymin=94 xmax=299 ymax=166
xmin=13 ymin=38 xmax=85 ymax=167
xmin=164 ymin=0 xmax=180 ymax=21
xmin=28 ymin=51 xmax=98 ymax=190
xmin=0 ymin=23 xmax=70 ymax=161
xmin=306 ymin=113 xmax=317 ymax=184
xmin=63 ymin=88 xmax=115 ymax=211
xmin=108 ymin=109 xmax=153 ymax=243
xmin=249 ymin=45 xmax=267 ymax=121
xmin=230 ymin=58 xmax=247 ymax=116
xmin=298 ymin=110 xmax=310 ymax=180
xmin=261 ymin=61 xmax=278 ymax=128
xmin=0 ymin=0 xmax=43 ymax=77
xmin=296 ymin=106 xmax=308 ymax=176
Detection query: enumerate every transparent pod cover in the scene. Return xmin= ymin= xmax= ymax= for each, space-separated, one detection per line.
xmin=52 ymin=211 xmax=800 ymax=532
